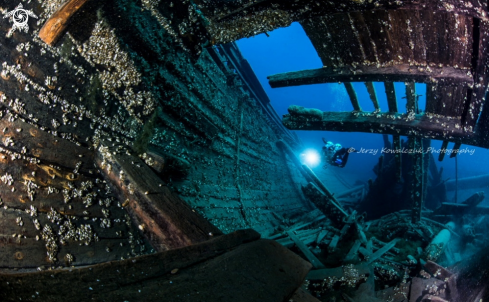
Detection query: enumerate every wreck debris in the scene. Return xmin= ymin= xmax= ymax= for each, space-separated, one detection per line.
xmin=425 ymin=222 xmax=455 ymax=262
xmin=39 ymin=0 xmax=91 ymax=46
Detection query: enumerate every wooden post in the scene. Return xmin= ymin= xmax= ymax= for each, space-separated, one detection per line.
xmin=393 ymin=135 xmax=402 ymax=181
xmin=410 ymin=137 xmax=424 ymax=223
xmin=438 ymin=140 xmax=449 ymax=161
xmin=384 ymin=82 xmax=398 ymax=112
xmin=365 ymin=82 xmax=380 ymax=111
xmin=450 ymin=142 xmax=462 ymax=158
xmin=39 ymin=0 xmax=91 ymax=45
xmin=406 ymin=82 xmax=416 ymax=112
xmin=344 ymin=82 xmax=362 ymax=111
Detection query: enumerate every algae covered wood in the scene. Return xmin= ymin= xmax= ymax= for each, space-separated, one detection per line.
xmin=39 ymin=0 xmax=91 ymax=45
xmin=0 ymin=230 xmax=312 ymax=302
xmin=268 ymin=65 xmax=473 ymax=88
xmin=283 ymin=108 xmax=468 ymax=141
xmin=96 ymin=142 xmax=221 ymax=251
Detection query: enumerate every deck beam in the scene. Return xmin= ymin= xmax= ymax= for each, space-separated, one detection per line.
xmin=268 ymin=65 xmax=473 ymax=88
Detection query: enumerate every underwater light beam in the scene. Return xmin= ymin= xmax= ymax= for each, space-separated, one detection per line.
xmin=301 ymin=149 xmax=320 ymax=168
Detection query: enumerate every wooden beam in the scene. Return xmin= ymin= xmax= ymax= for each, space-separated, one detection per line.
xmin=393 ymin=135 xmax=402 ymax=181
xmin=301 ymin=164 xmax=342 ymax=208
xmin=462 ymin=20 xmax=489 ymax=130
xmin=365 ymin=82 xmax=380 ymax=111
xmin=283 ymin=107 xmax=468 ymax=141
xmin=268 ymin=65 xmax=473 ymax=88
xmin=367 ymin=238 xmax=399 ymax=264
xmin=0 ymin=230 xmax=312 ymax=302
xmin=384 ymin=82 xmax=398 ymax=112
xmin=405 ymin=82 xmax=416 ymax=112
xmin=209 ymin=0 xmax=489 ymax=26
xmin=450 ymin=142 xmax=462 ymax=158
xmin=433 ymin=202 xmax=489 ymax=215
xmin=438 ymin=140 xmax=449 ymax=161
xmin=344 ymin=82 xmax=362 ymax=111
xmin=410 ymin=137 xmax=424 ymax=223
xmin=95 ymin=142 xmax=221 ymax=252
xmin=287 ymin=231 xmax=325 ymax=269
xmin=39 ymin=0 xmax=91 ymax=45
xmin=301 ymin=182 xmax=348 ymax=228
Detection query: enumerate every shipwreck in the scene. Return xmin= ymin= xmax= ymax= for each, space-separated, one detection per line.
xmin=0 ymin=0 xmax=488 ymax=301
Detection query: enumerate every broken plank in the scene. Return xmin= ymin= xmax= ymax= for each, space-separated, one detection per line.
xmin=328 ymin=235 xmax=339 ymax=253
xmin=438 ymin=140 xmax=450 ymax=161
xmin=268 ymin=65 xmax=473 ymax=88
xmin=277 ymin=232 xmax=322 ymax=249
xmin=316 ymin=230 xmax=328 ymax=245
xmin=384 ymin=81 xmax=398 ymax=112
xmin=344 ymin=240 xmax=362 ymax=262
xmin=39 ymin=0 xmax=91 ymax=46
xmin=367 ymin=238 xmax=399 ymax=264
xmin=449 ymin=142 xmax=462 ymax=158
xmin=365 ymin=82 xmax=380 ymax=110
xmin=302 ymin=182 xmax=347 ymax=228
xmin=287 ymin=231 xmax=325 ymax=269
xmin=344 ymin=82 xmax=362 ymax=111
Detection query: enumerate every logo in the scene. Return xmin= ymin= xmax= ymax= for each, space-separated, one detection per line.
xmin=3 ymin=3 xmax=38 ymax=34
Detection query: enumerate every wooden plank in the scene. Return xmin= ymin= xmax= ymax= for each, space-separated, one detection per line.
xmin=39 ymin=0 xmax=91 ymax=46
xmin=344 ymin=239 xmax=362 ymax=262
xmin=393 ymin=135 xmax=402 ymax=181
xmin=0 ymin=115 xmax=93 ymax=173
xmin=212 ymin=1 xmax=489 ymax=31
xmin=327 ymin=235 xmax=339 ymax=253
xmin=405 ymin=82 xmax=416 ymax=112
xmin=301 ymin=182 xmax=347 ymax=228
xmin=315 ymin=230 xmax=328 ymax=244
xmin=283 ymin=109 xmax=468 ymax=141
xmin=433 ymin=203 xmax=489 ymax=215
xmin=365 ymin=82 xmax=380 ymax=110
xmin=344 ymin=82 xmax=362 ymax=111
xmin=449 ymin=142 xmax=462 ymax=158
xmin=0 ymin=230 xmax=311 ymax=302
xmin=462 ymin=20 xmax=489 ymax=130
xmin=95 ymin=142 xmax=221 ymax=252
xmin=384 ymin=82 xmax=398 ymax=112
xmin=287 ymin=231 xmax=325 ymax=269
xmin=301 ymin=165 xmax=344 ymax=211
xmin=367 ymin=238 xmax=399 ymax=264
xmin=411 ymin=137 xmax=424 ymax=223
xmin=425 ymin=83 xmax=438 ymax=114
xmin=0 ymin=236 xmax=133 ymax=268
xmin=438 ymin=140 xmax=449 ymax=161
xmin=277 ymin=232 xmax=323 ymax=249
xmin=268 ymin=65 xmax=473 ymax=88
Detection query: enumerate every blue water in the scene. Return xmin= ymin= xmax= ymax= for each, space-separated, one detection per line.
xmin=237 ymin=22 xmax=489 ymax=195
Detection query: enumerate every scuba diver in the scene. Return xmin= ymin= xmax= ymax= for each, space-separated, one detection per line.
xmin=321 ymin=138 xmax=337 ymax=168
xmin=322 ymin=138 xmax=357 ymax=168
